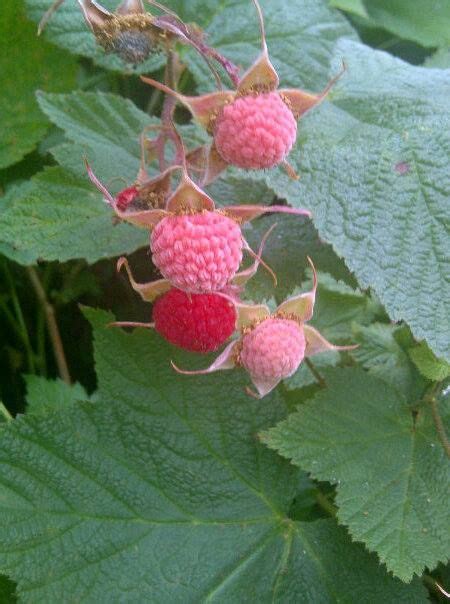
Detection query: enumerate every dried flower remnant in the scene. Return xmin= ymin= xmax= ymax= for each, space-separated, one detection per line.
xmin=39 ymin=0 xmax=240 ymax=79
xmin=142 ymin=0 xmax=345 ymax=182
xmin=173 ymin=259 xmax=356 ymax=398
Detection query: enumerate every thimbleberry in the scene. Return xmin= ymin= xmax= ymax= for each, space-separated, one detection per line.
xmin=174 ymin=259 xmax=356 ymax=398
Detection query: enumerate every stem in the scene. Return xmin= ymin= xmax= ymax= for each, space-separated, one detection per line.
xmin=429 ymin=398 xmax=450 ymax=459
xmin=0 ymin=402 xmax=13 ymax=422
xmin=423 ymin=574 xmax=450 ymax=598
xmin=315 ymin=490 xmax=337 ymax=518
xmin=304 ymin=358 xmax=327 ymax=388
xmin=27 ymin=267 xmax=71 ymax=385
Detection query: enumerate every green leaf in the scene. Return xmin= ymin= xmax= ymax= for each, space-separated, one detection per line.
xmin=25 ymin=375 xmax=89 ymax=415
xmin=37 ymin=90 xmax=153 ymax=184
xmin=0 ymin=0 xmax=77 ymax=169
xmin=244 ymin=214 xmax=355 ymax=302
xmin=363 ymin=0 xmax=450 ymax=48
xmin=410 ymin=342 xmax=450 ymax=382
xmin=424 ymin=47 xmax=450 ymax=68
xmin=351 ymin=323 xmax=425 ymax=399
xmin=25 ymin=0 xmax=164 ymax=73
xmin=0 ymin=167 xmax=147 ymax=265
xmin=0 ymin=311 xmax=427 ymax=601
xmin=329 ymin=0 xmax=369 ymax=19
xmin=260 ymin=39 xmax=450 ymax=361
xmin=263 ymin=368 xmax=450 ymax=581
xmin=180 ymin=0 xmax=357 ymax=91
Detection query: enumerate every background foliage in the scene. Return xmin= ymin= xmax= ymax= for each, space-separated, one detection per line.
xmin=0 ymin=0 xmax=449 ymax=601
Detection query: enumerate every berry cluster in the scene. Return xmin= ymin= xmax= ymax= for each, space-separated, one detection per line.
xmin=82 ymin=0 xmax=351 ymax=398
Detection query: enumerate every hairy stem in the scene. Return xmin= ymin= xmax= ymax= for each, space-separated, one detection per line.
xmin=304 ymin=358 xmax=327 ymax=388
xmin=27 ymin=267 xmax=71 ymax=385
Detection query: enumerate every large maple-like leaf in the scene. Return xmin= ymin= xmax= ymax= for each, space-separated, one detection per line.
xmin=0 ymin=311 xmax=427 ymax=601
xmin=262 ymin=367 xmax=450 ymax=582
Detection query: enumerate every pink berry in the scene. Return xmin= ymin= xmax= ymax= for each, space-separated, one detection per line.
xmin=116 ymin=185 xmax=139 ymax=211
xmin=153 ymin=288 xmax=236 ymax=353
xmin=240 ymin=318 xmax=306 ymax=381
xmin=151 ymin=212 xmax=243 ymax=293
xmin=214 ymin=92 xmax=297 ymax=170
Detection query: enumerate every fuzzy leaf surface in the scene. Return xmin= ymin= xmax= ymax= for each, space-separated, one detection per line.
xmin=351 ymin=323 xmax=425 ymax=400
xmin=409 ymin=342 xmax=450 ymax=382
xmin=25 ymin=375 xmax=89 ymax=415
xmin=37 ymin=91 xmax=152 ymax=184
xmin=0 ymin=167 xmax=147 ymax=265
xmin=260 ymin=39 xmax=450 ymax=360
xmin=0 ymin=0 xmax=77 ymax=168
xmin=263 ymin=368 xmax=450 ymax=581
xmin=363 ymin=0 xmax=450 ymax=47
xmin=0 ymin=310 xmax=427 ymax=602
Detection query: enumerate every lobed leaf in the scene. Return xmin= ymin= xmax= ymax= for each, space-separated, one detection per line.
xmin=263 ymin=367 xmax=450 ymax=581
xmin=0 ymin=311 xmax=427 ymax=601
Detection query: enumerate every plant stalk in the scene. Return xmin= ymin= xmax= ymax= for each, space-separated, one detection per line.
xmin=27 ymin=267 xmax=71 ymax=385
xmin=429 ymin=397 xmax=450 ymax=459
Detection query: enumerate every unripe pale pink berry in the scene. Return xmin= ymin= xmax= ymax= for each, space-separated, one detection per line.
xmin=214 ymin=92 xmax=297 ymax=170
xmin=240 ymin=318 xmax=306 ymax=381
xmin=153 ymin=288 xmax=236 ymax=353
xmin=151 ymin=211 xmax=243 ymax=293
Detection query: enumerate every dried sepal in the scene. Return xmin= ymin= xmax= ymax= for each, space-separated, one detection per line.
xmin=165 ymin=170 xmax=215 ymax=213
xmin=224 ymin=204 xmax=311 ymax=224
xmin=279 ymin=61 xmax=346 ymax=118
xmin=235 ymin=303 xmax=271 ymax=331
xmin=117 ymin=257 xmax=171 ymax=302
xmin=276 ymin=256 xmax=317 ymax=323
xmin=171 ymin=340 xmax=239 ymax=375
xmin=304 ymin=325 xmax=358 ymax=357
xmin=140 ymin=78 xmax=232 ymax=129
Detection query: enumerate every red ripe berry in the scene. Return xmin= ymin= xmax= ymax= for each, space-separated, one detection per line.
xmin=152 ymin=288 xmax=236 ymax=353
xmin=116 ymin=186 xmax=139 ymax=211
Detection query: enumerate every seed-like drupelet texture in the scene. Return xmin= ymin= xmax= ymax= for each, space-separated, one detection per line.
xmin=151 ymin=212 xmax=243 ymax=293
xmin=240 ymin=318 xmax=305 ymax=380
xmin=214 ymin=92 xmax=297 ymax=169
xmin=116 ymin=185 xmax=139 ymax=211
xmin=153 ymin=288 xmax=236 ymax=353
